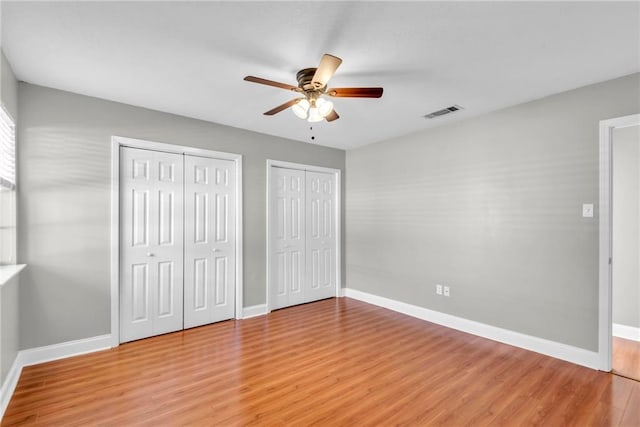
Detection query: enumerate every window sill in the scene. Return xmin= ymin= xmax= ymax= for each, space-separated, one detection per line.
xmin=0 ymin=264 xmax=26 ymax=287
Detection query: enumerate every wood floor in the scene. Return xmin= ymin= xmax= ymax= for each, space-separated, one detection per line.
xmin=3 ymin=298 xmax=640 ymax=426
xmin=613 ymin=336 xmax=640 ymax=381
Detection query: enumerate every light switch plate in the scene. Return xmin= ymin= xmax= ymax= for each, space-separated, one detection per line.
xmin=582 ymin=203 xmax=594 ymax=218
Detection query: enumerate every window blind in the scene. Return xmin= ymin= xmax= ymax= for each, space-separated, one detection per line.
xmin=0 ymin=106 xmax=15 ymax=190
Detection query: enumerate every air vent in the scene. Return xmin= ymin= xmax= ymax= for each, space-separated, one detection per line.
xmin=424 ymin=105 xmax=463 ymax=119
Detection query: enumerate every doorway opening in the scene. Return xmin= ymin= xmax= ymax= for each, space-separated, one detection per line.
xmin=598 ymin=114 xmax=640 ymax=380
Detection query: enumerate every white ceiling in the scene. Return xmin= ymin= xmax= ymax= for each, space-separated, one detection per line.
xmin=2 ymin=1 xmax=639 ymax=149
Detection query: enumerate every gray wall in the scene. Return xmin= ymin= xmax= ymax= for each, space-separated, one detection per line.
xmin=612 ymin=125 xmax=640 ymax=328
xmin=0 ymin=48 xmax=19 ymax=384
xmin=346 ymin=73 xmax=640 ymax=351
xmin=18 ymin=83 xmax=345 ymax=349
xmin=1 ymin=276 xmax=19 ymax=383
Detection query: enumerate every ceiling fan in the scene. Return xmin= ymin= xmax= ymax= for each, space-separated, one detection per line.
xmin=244 ymin=54 xmax=383 ymax=123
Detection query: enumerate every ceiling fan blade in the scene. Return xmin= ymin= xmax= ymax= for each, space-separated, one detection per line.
xmin=325 ymin=110 xmax=340 ymax=122
xmin=263 ymin=98 xmax=304 ymax=116
xmin=326 ymin=87 xmax=383 ymax=98
xmin=312 ymin=54 xmax=343 ymax=87
xmin=244 ymin=76 xmax=299 ymax=91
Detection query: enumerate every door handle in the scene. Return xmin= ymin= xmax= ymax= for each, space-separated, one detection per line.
xmin=212 ymin=248 xmax=220 ymax=252
xmin=146 ymin=252 xmax=155 ymax=257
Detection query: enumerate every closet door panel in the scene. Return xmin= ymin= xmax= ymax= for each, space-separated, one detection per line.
xmin=305 ymin=171 xmax=336 ymax=302
xmin=270 ymin=167 xmax=306 ymax=310
xmin=184 ymin=156 xmax=236 ymax=328
xmin=120 ymin=147 xmax=184 ymax=343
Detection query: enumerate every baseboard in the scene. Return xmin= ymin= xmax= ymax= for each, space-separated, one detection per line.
xmin=0 ymin=354 xmax=22 ymax=419
xmin=17 ymin=334 xmax=113 ymax=368
xmin=0 ymin=334 xmax=112 ymax=420
xmin=613 ymin=323 xmax=640 ymax=342
xmin=242 ymin=304 xmax=268 ymax=319
xmin=338 ymin=287 xmax=346 ymax=297
xmin=344 ymin=288 xmax=600 ymax=370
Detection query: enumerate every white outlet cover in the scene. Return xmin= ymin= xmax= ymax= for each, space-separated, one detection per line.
xmin=436 ymin=284 xmax=443 ymax=295
xmin=582 ymin=203 xmax=594 ymax=218
xmin=444 ymin=286 xmax=450 ymax=297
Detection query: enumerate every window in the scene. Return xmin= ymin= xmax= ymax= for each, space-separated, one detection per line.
xmin=0 ymin=105 xmax=16 ymax=265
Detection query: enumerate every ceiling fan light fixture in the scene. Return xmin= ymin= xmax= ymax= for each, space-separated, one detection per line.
xmin=294 ymin=97 xmax=333 ymax=122
xmin=292 ymin=98 xmax=310 ymax=119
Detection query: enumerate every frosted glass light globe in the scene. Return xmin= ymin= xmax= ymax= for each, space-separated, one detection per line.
xmin=292 ymin=99 xmax=310 ymax=119
xmin=307 ymin=106 xmax=324 ymax=123
xmin=316 ymin=98 xmax=334 ymax=117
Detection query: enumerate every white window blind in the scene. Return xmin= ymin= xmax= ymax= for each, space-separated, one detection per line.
xmin=0 ymin=106 xmax=16 ymax=190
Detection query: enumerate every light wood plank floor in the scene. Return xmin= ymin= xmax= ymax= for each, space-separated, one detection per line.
xmin=3 ymin=298 xmax=639 ymax=426
xmin=613 ymin=336 xmax=640 ymax=381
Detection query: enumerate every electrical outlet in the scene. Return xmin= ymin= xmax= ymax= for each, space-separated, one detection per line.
xmin=582 ymin=203 xmax=594 ymax=218
xmin=436 ymin=284 xmax=443 ymax=295
xmin=443 ymin=286 xmax=450 ymax=297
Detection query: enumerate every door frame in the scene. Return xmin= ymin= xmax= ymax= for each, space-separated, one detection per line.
xmin=598 ymin=113 xmax=640 ymax=371
xmin=110 ymin=136 xmax=243 ymax=347
xmin=266 ymin=159 xmax=342 ymax=312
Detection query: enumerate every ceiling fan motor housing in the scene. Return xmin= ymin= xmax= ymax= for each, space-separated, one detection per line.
xmin=296 ymin=68 xmax=324 ymax=92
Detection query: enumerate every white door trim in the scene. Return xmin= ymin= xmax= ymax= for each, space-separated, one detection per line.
xmin=598 ymin=113 xmax=640 ymax=371
xmin=266 ymin=159 xmax=342 ymax=312
xmin=111 ymin=136 xmax=243 ymax=347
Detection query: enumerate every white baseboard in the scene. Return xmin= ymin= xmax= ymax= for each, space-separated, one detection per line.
xmin=344 ymin=288 xmax=600 ymax=370
xmin=17 ymin=334 xmax=113 ymax=367
xmin=0 ymin=334 xmax=113 ymax=420
xmin=613 ymin=323 xmax=640 ymax=342
xmin=0 ymin=353 xmax=22 ymax=420
xmin=242 ymin=304 xmax=268 ymax=319
xmin=338 ymin=287 xmax=346 ymax=297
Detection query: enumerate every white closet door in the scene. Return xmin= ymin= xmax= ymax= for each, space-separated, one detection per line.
xmin=184 ymin=156 xmax=236 ymax=328
xmin=120 ymin=147 xmax=184 ymax=343
xmin=271 ymin=167 xmax=306 ymax=310
xmin=305 ymin=171 xmax=336 ymax=302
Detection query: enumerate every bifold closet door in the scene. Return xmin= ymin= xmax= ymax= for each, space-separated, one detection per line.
xmin=305 ymin=171 xmax=336 ymax=302
xmin=120 ymin=147 xmax=184 ymax=343
xmin=271 ymin=167 xmax=306 ymax=310
xmin=184 ymin=155 xmax=236 ymax=328
xmin=270 ymin=167 xmax=337 ymax=310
